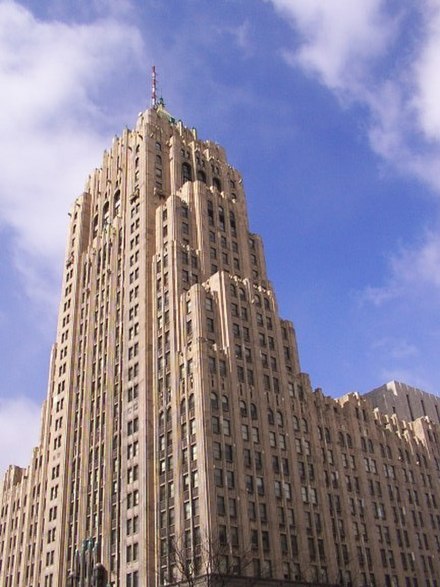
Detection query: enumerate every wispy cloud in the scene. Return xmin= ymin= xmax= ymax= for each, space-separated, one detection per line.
xmin=0 ymin=1 xmax=144 ymax=306
xmin=372 ymin=337 xmax=419 ymax=360
xmin=0 ymin=396 xmax=42 ymax=477
xmin=266 ymin=0 xmax=440 ymax=192
xmin=363 ymin=229 xmax=440 ymax=305
xmin=272 ymin=0 xmax=396 ymax=91
xmin=266 ymin=0 xmax=440 ymax=308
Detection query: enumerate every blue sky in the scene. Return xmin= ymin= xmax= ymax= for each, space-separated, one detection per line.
xmin=1 ymin=0 xmax=440 ymax=472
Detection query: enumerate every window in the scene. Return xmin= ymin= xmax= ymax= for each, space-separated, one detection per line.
xmin=126 ymin=571 xmax=139 ymax=587
xmin=212 ymin=416 xmax=220 ymax=434
xmin=222 ymin=419 xmax=231 ymax=436
xmin=269 ymin=432 xmax=276 ymax=448
xmin=211 ymin=392 xmax=219 ymax=410
xmin=182 ymin=163 xmax=192 ymax=183
xmin=225 ymin=444 xmax=233 ymax=462
xmin=213 ymin=177 xmax=222 ymax=191
xmin=262 ymin=531 xmax=270 ymax=551
xmin=197 ymin=169 xmax=207 ymax=183
xmin=215 ymin=469 xmax=223 ymax=487
xmin=209 ymin=357 xmax=216 ymax=373
xmin=128 ymin=418 xmax=139 ymax=435
xmin=212 ymin=442 xmax=222 ymax=460
xmin=252 ymin=427 xmax=260 ymax=443
xmin=217 ymin=495 xmax=226 ymax=515
xmin=127 ymin=465 xmax=139 ymax=484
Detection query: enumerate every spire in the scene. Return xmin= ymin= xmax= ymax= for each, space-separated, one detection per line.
xmin=151 ymin=65 xmax=157 ymax=108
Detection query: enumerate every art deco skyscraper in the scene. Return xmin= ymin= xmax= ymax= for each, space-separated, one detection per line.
xmin=1 ymin=97 xmax=440 ymax=587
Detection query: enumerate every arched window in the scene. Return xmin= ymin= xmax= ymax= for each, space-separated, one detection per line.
xmin=276 ymin=411 xmax=284 ymax=427
xmin=264 ymin=298 xmax=270 ymax=310
xmin=207 ymin=200 xmax=214 ymax=226
xmin=213 ymin=177 xmax=222 ymax=191
xmin=159 ymin=411 xmax=164 ymax=427
xmin=180 ymin=399 xmax=186 ymax=417
xmin=113 ymin=189 xmax=121 ymax=216
xmin=188 ymin=394 xmax=195 ymax=411
xmin=210 ymin=392 xmax=218 ymax=410
xmin=250 ymin=403 xmax=257 ymax=420
xmin=239 ymin=287 xmax=246 ymax=301
xmin=218 ymin=206 xmax=225 ymax=230
xmin=338 ymin=432 xmax=345 ymax=447
xmin=230 ymin=283 xmax=237 ymax=297
xmin=239 ymin=400 xmax=247 ymax=417
xmin=230 ymin=211 xmax=236 ymax=235
xmin=268 ymin=408 xmax=274 ymax=425
xmin=254 ymin=294 xmax=261 ymax=306
xmin=302 ymin=418 xmax=308 ymax=433
xmin=92 ymin=214 xmax=98 ymax=238
xmin=197 ymin=169 xmax=207 ymax=183
xmin=102 ymin=201 xmax=109 ymax=228
xmin=346 ymin=434 xmax=353 ymax=448
xmin=182 ymin=162 xmax=193 ymax=184
xmin=222 ymin=395 xmax=229 ymax=412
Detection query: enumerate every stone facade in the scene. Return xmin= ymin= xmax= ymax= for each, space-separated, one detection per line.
xmin=1 ymin=102 xmax=440 ymax=587
xmin=364 ymin=381 xmax=440 ymax=425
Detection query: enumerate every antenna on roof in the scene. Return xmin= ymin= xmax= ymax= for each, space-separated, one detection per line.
xmin=151 ymin=65 xmax=157 ymax=108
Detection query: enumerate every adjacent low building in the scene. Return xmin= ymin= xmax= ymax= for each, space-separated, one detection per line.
xmin=364 ymin=381 xmax=440 ymax=425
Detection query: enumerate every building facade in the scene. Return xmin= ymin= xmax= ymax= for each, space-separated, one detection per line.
xmin=1 ymin=100 xmax=440 ymax=587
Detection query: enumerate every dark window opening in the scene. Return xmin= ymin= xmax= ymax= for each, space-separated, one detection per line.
xmin=213 ymin=177 xmax=222 ymax=191
xmin=197 ymin=170 xmax=207 ymax=183
xmin=182 ymin=163 xmax=193 ymax=184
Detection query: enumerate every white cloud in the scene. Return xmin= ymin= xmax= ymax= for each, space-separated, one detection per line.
xmin=266 ymin=0 xmax=440 ymax=193
xmin=390 ymin=231 xmax=440 ymax=288
xmin=228 ymin=21 xmax=253 ymax=56
xmin=266 ymin=0 xmax=440 ymax=311
xmin=0 ymin=396 xmax=42 ymax=477
xmin=412 ymin=1 xmax=440 ymax=141
xmin=0 ymin=1 xmax=144 ymax=305
xmin=372 ymin=337 xmax=419 ymax=360
xmin=273 ymin=0 xmax=395 ymax=91
xmin=363 ymin=230 xmax=440 ymax=305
